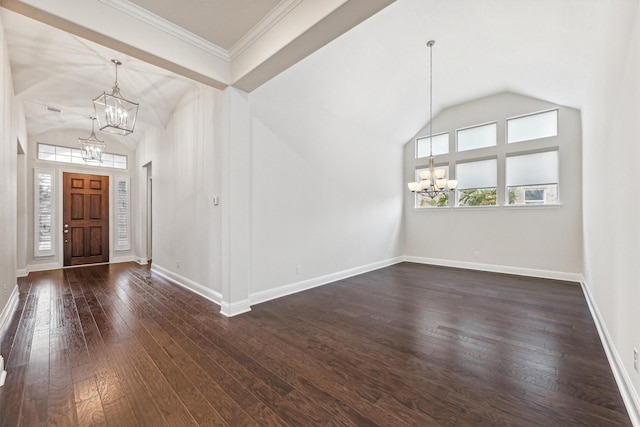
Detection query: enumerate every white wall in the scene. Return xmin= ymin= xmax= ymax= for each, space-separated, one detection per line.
xmin=0 ymin=14 xmax=24 ymax=339
xmin=141 ymin=84 xmax=222 ymax=295
xmin=582 ymin=0 xmax=640 ymax=421
xmin=404 ymin=92 xmax=583 ymax=278
xmin=249 ymin=73 xmax=404 ymax=297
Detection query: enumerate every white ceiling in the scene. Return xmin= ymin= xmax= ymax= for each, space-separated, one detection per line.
xmin=252 ymin=0 xmax=629 ymax=144
xmin=0 ymin=0 xmax=635 ymax=149
xmin=0 ymin=0 xmax=393 ymax=146
xmin=128 ymin=0 xmax=282 ymax=50
xmin=1 ymin=8 xmax=198 ymax=147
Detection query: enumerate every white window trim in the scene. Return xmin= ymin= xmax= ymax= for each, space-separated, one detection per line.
xmin=37 ymin=142 xmax=128 ymax=170
xmin=415 ymin=132 xmax=450 ymax=158
xmin=115 ymin=175 xmax=131 ymax=251
xmin=455 ymin=121 xmax=498 ymax=152
xmin=506 ymin=108 xmax=558 ymax=144
xmin=34 ymin=168 xmax=55 ymax=257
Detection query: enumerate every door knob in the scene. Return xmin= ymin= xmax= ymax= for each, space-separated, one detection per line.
xmin=64 ymin=229 xmax=69 ymax=234
xmin=64 ymin=224 xmax=69 ymax=228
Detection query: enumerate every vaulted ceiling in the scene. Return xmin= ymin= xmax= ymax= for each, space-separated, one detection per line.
xmin=0 ymin=0 xmax=636 ymax=149
xmin=0 ymin=0 xmax=394 ymax=146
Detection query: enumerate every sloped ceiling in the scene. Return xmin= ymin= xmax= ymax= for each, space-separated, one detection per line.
xmin=1 ymin=8 xmax=197 ymax=147
xmin=251 ymin=0 xmax=618 ymax=145
xmin=1 ymin=0 xmax=635 ymax=148
xmin=0 ymin=0 xmax=395 ymax=145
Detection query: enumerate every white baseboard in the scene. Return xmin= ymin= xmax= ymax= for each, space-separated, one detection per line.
xmin=16 ymin=268 xmax=28 ymax=278
xmin=580 ymin=277 xmax=640 ymax=426
xmin=403 ymin=256 xmax=582 ymax=283
xmin=151 ymin=264 xmax=222 ymax=306
xmin=135 ymin=256 xmax=149 ymax=265
xmin=220 ymin=299 xmax=251 ymax=317
xmin=111 ymin=255 xmax=136 ymax=264
xmin=0 ymin=285 xmax=19 ymax=340
xmin=26 ymin=262 xmax=60 ymax=273
xmin=250 ymin=256 xmax=404 ymax=306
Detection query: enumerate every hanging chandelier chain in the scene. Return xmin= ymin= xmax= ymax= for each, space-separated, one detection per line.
xmin=429 ymin=40 xmax=433 ymax=158
xmin=407 ymin=40 xmax=458 ymax=199
xmin=112 ymin=59 xmax=121 ymax=88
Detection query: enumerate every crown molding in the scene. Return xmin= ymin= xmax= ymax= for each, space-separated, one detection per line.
xmin=228 ymin=0 xmax=303 ymax=60
xmin=98 ymin=0 xmax=230 ymax=61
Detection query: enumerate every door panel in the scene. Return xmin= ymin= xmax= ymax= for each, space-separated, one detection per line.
xmin=63 ymin=172 xmax=109 ymax=266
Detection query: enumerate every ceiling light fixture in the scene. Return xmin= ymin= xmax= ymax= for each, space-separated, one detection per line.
xmin=93 ymin=59 xmax=139 ymax=136
xmin=79 ymin=117 xmax=106 ymax=163
xmin=407 ymin=40 xmax=457 ymax=198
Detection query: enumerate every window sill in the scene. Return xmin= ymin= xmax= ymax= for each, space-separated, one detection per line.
xmin=453 ymin=205 xmax=499 ymax=211
xmin=503 ymin=203 xmax=562 ymax=209
xmin=413 ymin=207 xmax=451 ymax=211
xmin=412 ymin=203 xmax=563 ymax=211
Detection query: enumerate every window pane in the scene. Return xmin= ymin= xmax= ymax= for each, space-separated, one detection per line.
xmin=508 ymin=110 xmax=557 ymax=143
xmin=456 ymin=159 xmax=497 ymax=190
xmin=508 ymin=184 xmax=558 ymax=205
xmin=457 ymin=123 xmax=496 ymax=152
xmin=35 ymin=169 xmax=54 ymax=256
xmin=417 ymin=133 xmax=449 ymax=158
xmin=116 ymin=177 xmax=130 ymax=250
xmin=506 ymin=151 xmax=558 ymax=187
xmin=37 ymin=142 xmax=127 ymax=170
xmin=456 ymin=159 xmax=497 ymax=206
xmin=55 ymin=146 xmax=71 ymax=156
xmin=457 ymin=188 xmax=497 ymax=206
xmin=113 ymin=155 xmax=128 ymax=169
xmin=54 ymin=145 xmax=72 ymax=163
xmin=39 ymin=144 xmax=55 ymax=154
xmin=39 ymin=152 xmax=56 ymax=161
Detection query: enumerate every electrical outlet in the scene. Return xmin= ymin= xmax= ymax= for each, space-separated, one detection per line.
xmin=176 ymin=260 xmax=180 ymax=269
xmin=2 ymin=284 xmax=6 ymax=297
xmin=634 ymin=348 xmax=638 ymax=372
xmin=296 ymin=265 xmax=302 ymax=275
xmin=474 ymin=251 xmax=480 ymax=258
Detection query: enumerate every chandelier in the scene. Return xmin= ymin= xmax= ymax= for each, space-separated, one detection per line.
xmin=407 ymin=40 xmax=457 ymax=198
xmin=79 ymin=117 xmax=106 ymax=163
xmin=93 ymin=59 xmax=139 ymax=136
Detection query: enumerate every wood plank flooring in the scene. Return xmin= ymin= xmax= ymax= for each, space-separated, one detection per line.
xmin=0 ymin=262 xmax=631 ymax=426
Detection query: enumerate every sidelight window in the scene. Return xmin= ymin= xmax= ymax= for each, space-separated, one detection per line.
xmin=34 ymin=168 xmax=55 ymax=257
xmin=115 ymin=176 xmax=130 ymax=251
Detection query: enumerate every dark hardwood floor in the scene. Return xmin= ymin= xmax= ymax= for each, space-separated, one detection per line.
xmin=0 ymin=262 xmax=631 ymax=426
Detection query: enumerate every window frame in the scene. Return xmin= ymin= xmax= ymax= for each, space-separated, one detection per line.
xmin=37 ymin=142 xmax=128 ymax=170
xmin=506 ymin=108 xmax=558 ymax=144
xmin=456 ymin=121 xmax=497 ymax=152
xmin=455 ymin=158 xmax=498 ymax=207
xmin=115 ymin=175 xmax=131 ymax=251
xmin=34 ymin=168 xmax=55 ymax=257
xmin=416 ymin=132 xmax=450 ymax=158
xmin=505 ymin=149 xmax=560 ymax=206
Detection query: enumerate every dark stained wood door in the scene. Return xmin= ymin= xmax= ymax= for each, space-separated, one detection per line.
xmin=63 ymin=172 xmax=109 ymax=266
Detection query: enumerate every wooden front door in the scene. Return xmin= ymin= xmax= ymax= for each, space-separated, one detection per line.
xmin=63 ymin=172 xmax=109 ymax=266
